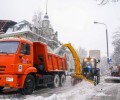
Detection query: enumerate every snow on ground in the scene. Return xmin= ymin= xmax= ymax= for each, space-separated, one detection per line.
xmin=24 ymin=75 xmax=113 ymax=100
xmin=104 ymin=76 xmax=120 ymax=81
xmin=24 ymin=81 xmax=95 ymax=100
xmin=0 ymin=75 xmax=116 ymax=100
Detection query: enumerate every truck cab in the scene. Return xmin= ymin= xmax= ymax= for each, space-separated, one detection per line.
xmin=82 ymin=57 xmax=100 ymax=84
xmin=0 ymin=37 xmax=36 ymax=92
xmin=111 ymin=66 xmax=119 ymax=77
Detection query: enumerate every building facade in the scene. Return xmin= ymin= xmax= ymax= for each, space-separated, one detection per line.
xmin=0 ymin=14 xmax=59 ymax=50
xmin=0 ymin=20 xmax=16 ymax=34
xmin=0 ymin=14 xmax=74 ymax=71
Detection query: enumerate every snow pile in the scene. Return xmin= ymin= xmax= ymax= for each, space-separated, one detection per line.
xmin=0 ymin=76 xmax=113 ymax=100
xmin=24 ymin=81 xmax=95 ymax=100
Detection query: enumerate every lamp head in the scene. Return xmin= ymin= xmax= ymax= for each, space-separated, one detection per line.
xmin=94 ymin=21 xmax=98 ymax=24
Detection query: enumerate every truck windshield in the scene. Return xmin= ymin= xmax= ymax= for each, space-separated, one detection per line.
xmin=0 ymin=41 xmax=19 ymax=54
xmin=84 ymin=61 xmax=95 ymax=68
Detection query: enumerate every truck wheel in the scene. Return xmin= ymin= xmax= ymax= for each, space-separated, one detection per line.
xmin=96 ymin=70 xmax=100 ymax=84
xmin=53 ymin=74 xmax=60 ymax=88
xmin=60 ymin=74 xmax=66 ymax=86
xmin=20 ymin=75 xmax=35 ymax=95
xmin=97 ymin=75 xmax=100 ymax=84
xmin=94 ymin=76 xmax=97 ymax=86
xmin=0 ymin=86 xmax=4 ymax=92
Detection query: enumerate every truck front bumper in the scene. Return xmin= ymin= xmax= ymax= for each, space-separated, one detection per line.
xmin=0 ymin=74 xmax=24 ymax=88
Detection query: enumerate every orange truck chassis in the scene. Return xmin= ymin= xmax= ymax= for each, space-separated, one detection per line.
xmin=0 ymin=37 xmax=67 ymax=94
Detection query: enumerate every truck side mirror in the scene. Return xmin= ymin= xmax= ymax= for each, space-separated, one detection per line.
xmin=97 ymin=59 xmax=100 ymax=63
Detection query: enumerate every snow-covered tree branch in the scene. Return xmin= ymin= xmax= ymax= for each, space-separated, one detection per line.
xmin=95 ymin=0 xmax=119 ymax=5
xmin=112 ymin=27 xmax=120 ymax=65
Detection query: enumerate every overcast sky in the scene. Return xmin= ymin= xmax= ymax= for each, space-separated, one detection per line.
xmin=0 ymin=0 xmax=120 ymax=57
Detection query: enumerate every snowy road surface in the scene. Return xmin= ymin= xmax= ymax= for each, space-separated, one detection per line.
xmin=88 ymin=76 xmax=120 ymax=100
xmin=0 ymin=76 xmax=120 ymax=100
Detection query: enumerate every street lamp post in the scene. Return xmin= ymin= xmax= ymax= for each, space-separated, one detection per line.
xmin=94 ymin=21 xmax=109 ymax=66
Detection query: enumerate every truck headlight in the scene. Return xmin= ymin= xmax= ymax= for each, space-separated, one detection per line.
xmin=84 ymin=59 xmax=87 ymax=62
xmin=90 ymin=58 xmax=94 ymax=61
xmin=6 ymin=77 xmax=14 ymax=82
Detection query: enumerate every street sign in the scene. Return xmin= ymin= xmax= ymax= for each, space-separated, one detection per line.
xmin=109 ymin=58 xmax=112 ymax=64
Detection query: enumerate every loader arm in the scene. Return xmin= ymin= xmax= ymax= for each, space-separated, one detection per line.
xmin=63 ymin=43 xmax=81 ymax=75
xmin=63 ymin=43 xmax=95 ymax=85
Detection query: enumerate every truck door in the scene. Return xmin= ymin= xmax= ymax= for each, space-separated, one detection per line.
xmin=18 ymin=43 xmax=32 ymax=73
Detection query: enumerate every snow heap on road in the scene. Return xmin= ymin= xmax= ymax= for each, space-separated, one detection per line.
xmin=25 ymin=81 xmax=95 ymax=100
xmin=0 ymin=76 xmax=113 ymax=100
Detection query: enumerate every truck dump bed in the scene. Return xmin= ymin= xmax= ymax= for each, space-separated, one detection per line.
xmin=33 ymin=42 xmax=67 ymax=72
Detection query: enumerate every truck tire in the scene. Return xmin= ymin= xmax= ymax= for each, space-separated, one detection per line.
xmin=0 ymin=86 xmax=4 ymax=92
xmin=60 ymin=74 xmax=66 ymax=86
xmin=97 ymin=75 xmax=100 ymax=84
xmin=94 ymin=76 xmax=97 ymax=86
xmin=97 ymin=72 xmax=100 ymax=84
xmin=96 ymin=70 xmax=100 ymax=84
xmin=53 ymin=74 xmax=60 ymax=88
xmin=20 ymin=75 xmax=35 ymax=95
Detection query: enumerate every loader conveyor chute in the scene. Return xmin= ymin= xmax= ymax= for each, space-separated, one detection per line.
xmin=63 ymin=43 xmax=95 ymax=85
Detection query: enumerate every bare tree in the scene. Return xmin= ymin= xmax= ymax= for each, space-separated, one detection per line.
xmin=112 ymin=27 xmax=120 ymax=65
xmin=95 ymin=0 xmax=119 ymax=5
xmin=76 ymin=47 xmax=87 ymax=63
xmin=98 ymin=57 xmax=108 ymax=74
xmin=32 ymin=11 xmax=42 ymax=28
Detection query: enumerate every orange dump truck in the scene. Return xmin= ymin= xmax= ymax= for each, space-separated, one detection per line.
xmin=0 ymin=37 xmax=67 ymax=94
